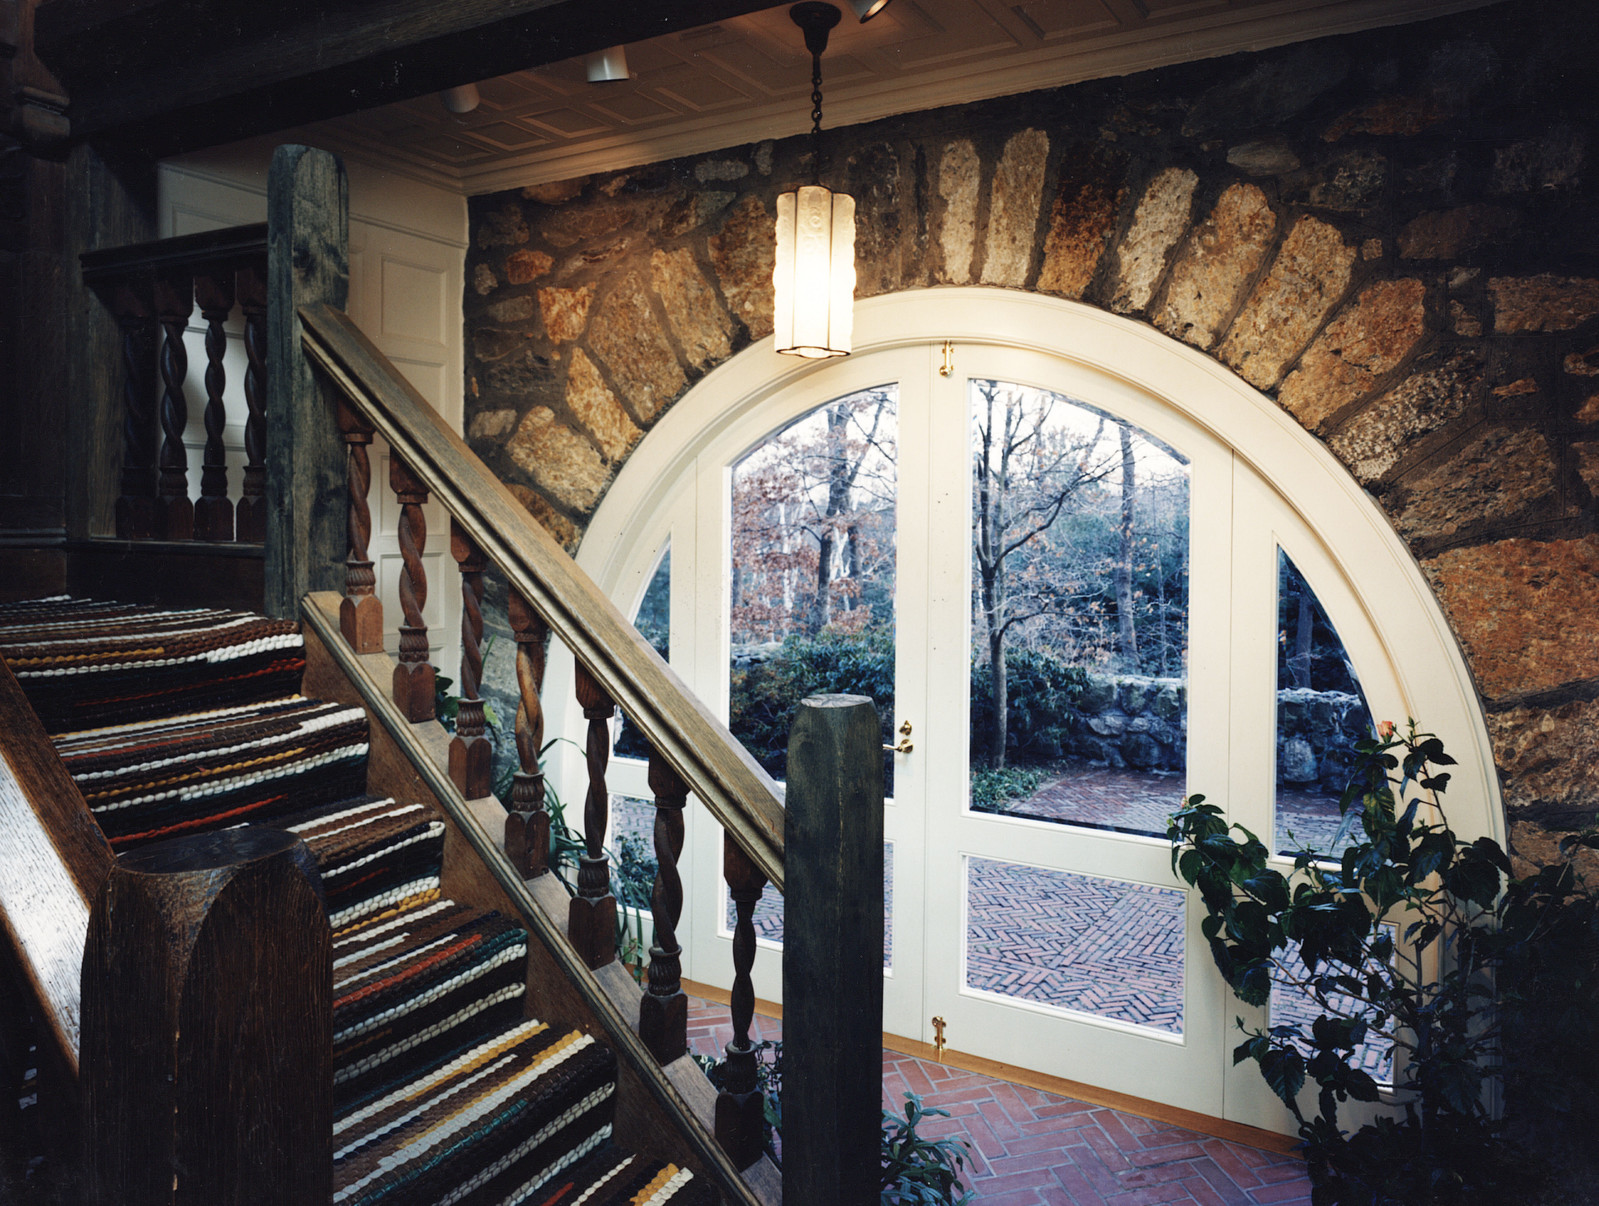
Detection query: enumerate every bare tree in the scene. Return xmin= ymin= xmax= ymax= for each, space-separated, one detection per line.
xmin=972 ymin=381 xmax=1116 ymax=768
xmin=1114 ymin=421 xmax=1139 ymax=663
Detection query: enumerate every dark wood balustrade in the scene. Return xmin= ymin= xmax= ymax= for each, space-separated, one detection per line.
xmin=82 ymin=223 xmax=269 ymax=547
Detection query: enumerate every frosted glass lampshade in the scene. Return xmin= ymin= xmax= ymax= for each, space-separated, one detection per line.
xmin=774 ymin=185 xmax=856 ymax=358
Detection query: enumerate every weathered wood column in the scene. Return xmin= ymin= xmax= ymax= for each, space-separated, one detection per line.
xmin=265 ymin=144 xmax=348 ymax=618
xmin=80 ymin=827 xmax=331 ymax=1206
xmin=782 ymin=693 xmax=884 ymax=1206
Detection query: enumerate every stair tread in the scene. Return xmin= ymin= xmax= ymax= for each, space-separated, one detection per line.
xmin=1 ymin=598 xmax=709 ymax=1206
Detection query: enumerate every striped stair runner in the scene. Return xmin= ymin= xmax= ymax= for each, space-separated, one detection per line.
xmin=0 ymin=598 xmax=709 ymax=1206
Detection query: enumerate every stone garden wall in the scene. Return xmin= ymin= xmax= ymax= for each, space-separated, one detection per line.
xmin=464 ymin=0 xmax=1599 ymax=865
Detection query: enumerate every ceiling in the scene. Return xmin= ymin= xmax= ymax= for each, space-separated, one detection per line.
xmin=289 ymin=0 xmax=1497 ymax=196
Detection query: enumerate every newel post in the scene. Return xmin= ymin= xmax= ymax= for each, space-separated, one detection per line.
xmin=782 ymin=694 xmax=884 ymax=1206
xmin=265 ymin=144 xmax=348 ymax=619
xmin=80 ymin=827 xmax=332 ymax=1206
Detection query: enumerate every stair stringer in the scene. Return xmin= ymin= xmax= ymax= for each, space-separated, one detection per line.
xmin=299 ymin=590 xmax=781 ymax=1206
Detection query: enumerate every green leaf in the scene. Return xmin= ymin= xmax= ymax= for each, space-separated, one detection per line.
xmin=1259 ymin=1047 xmax=1306 ymax=1106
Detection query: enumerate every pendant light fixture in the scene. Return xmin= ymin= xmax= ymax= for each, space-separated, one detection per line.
xmin=774 ymin=2 xmax=856 ymax=359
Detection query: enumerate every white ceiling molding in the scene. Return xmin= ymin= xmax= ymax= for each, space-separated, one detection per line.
xmin=284 ymin=0 xmax=1499 ymax=196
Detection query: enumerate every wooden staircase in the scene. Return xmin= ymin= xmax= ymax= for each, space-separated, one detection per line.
xmin=0 ymin=596 xmax=710 ymax=1206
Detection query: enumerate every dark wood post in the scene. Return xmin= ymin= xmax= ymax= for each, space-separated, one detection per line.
xmin=80 ymin=827 xmax=331 ymax=1206
xmin=568 ymin=661 xmax=616 ymax=969
xmin=639 ymin=749 xmax=688 ymax=1064
xmin=265 ymin=144 xmax=348 ymax=618
xmin=336 ymin=396 xmax=382 ymax=652
xmin=717 ymin=833 xmax=769 ymax=1170
xmin=449 ymin=519 xmax=493 ymax=799
xmin=193 ymin=269 xmax=236 ymax=542
xmin=782 ymin=694 xmax=884 ymax=1206
xmin=504 ymin=589 xmax=550 ymax=878
xmin=109 ymin=279 xmax=159 ymax=540
xmin=235 ymin=263 xmax=269 ymax=543
xmin=153 ymin=272 xmax=195 ymax=541
xmin=390 ymin=454 xmax=434 ymax=722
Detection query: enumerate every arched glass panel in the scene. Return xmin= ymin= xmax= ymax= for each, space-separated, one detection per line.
xmin=1273 ymin=550 xmax=1373 ymax=859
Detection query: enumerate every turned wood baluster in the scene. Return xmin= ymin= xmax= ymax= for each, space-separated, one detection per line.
xmin=448 ymin=520 xmax=492 ymax=799
xmin=192 ymin=271 xmax=235 ymax=542
xmin=390 ymin=455 xmax=435 ymax=722
xmin=639 ymin=750 xmax=689 ymax=1063
xmin=235 ymin=264 xmax=268 ymax=543
xmin=717 ymin=833 xmax=769 ymax=1170
xmin=111 ymin=280 xmax=159 ymax=540
xmin=337 ymin=398 xmax=382 ymax=652
xmin=568 ymin=662 xmax=616 ymax=969
xmin=153 ymin=273 xmax=195 ymax=541
xmin=504 ymin=590 xmax=550 ymax=878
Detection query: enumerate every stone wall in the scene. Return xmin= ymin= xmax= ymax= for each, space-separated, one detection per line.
xmin=461 ymin=0 xmax=1599 ymax=864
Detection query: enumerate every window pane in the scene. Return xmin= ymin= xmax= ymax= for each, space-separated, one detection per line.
xmin=728 ymin=387 xmax=898 ymax=788
xmin=1270 ymin=932 xmax=1396 ymax=1086
xmin=964 ymin=856 xmax=1184 ymax=1035
xmin=616 ymin=548 xmax=671 ymax=760
xmin=1274 ymin=551 xmax=1373 ymax=859
xmin=968 ymin=380 xmax=1190 ymax=837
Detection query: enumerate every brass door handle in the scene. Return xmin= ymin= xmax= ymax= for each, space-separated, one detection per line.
xmin=883 ymin=719 xmax=913 ymax=755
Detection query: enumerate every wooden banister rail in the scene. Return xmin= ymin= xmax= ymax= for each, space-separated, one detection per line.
xmin=297 ymin=301 xmax=786 ymax=890
xmin=0 ymin=658 xmax=115 ymax=1081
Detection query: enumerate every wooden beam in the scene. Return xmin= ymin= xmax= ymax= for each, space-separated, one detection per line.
xmin=37 ymin=0 xmax=777 ymax=158
xmin=782 ymin=694 xmax=884 ymax=1206
xmin=264 ymin=146 xmax=347 ymax=620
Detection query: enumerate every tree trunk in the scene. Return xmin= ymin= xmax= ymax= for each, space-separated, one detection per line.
xmin=1115 ymin=424 xmax=1139 ymax=666
xmin=1290 ymin=589 xmax=1313 ymax=689
xmin=989 ymin=628 xmax=1008 ymax=769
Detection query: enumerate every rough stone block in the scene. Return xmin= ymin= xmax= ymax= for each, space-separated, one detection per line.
xmin=587 ymin=272 xmax=687 ymax=423
xmin=1155 ymin=182 xmax=1276 ymax=350
xmin=1391 ymin=425 xmax=1557 ymax=543
xmin=467 ymin=409 xmax=517 ymax=442
xmin=1398 ymin=205 xmax=1519 ymax=260
xmin=1277 ymin=278 xmax=1428 ymax=431
xmin=1220 ymin=215 xmax=1356 ymax=390
xmin=566 ymin=349 xmax=641 ymax=461
xmin=708 ymin=195 xmax=775 ymax=341
xmin=485 ymin=349 xmax=555 ymax=397
xmin=504 ymin=249 xmax=553 ymax=285
xmin=1574 ymin=441 xmax=1599 ymax=494
xmin=487 ymin=294 xmax=534 ymax=324
xmin=1490 ymin=698 xmax=1599 ymax=832
xmin=1298 ymin=150 xmax=1387 ymax=212
xmin=1036 ymin=144 xmax=1126 ymax=300
xmin=1323 ymin=94 xmax=1452 ymax=141
xmin=1181 ymin=43 xmax=1348 ymax=140
xmin=980 ymin=128 xmax=1049 ymax=288
xmin=522 ymin=179 xmax=586 ymax=205
xmin=472 ymin=263 xmax=498 ymax=295
xmin=538 ymin=285 xmax=594 ymax=344
xmin=1328 ymin=350 xmax=1482 ymax=483
xmin=1490 ymin=126 xmax=1587 ymax=194
xmin=508 ymin=483 xmax=581 ymax=552
xmin=847 ymin=142 xmax=914 ymax=296
xmin=1424 ymin=535 xmax=1599 ymax=697
xmin=1226 ymin=137 xmax=1300 ymax=177
xmin=477 ymin=203 xmax=529 ymax=248
xmin=507 ymin=407 xmax=609 ymax=514
xmin=1108 ymin=166 xmax=1197 ymax=314
xmin=1490 ymin=275 xmax=1599 ymax=333
xmin=936 ymin=139 xmax=980 ymax=284
xmin=651 ymin=248 xmax=734 ymax=370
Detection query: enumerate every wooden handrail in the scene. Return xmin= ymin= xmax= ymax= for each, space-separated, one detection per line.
xmin=297 ymin=300 xmax=786 ymax=890
xmin=80 ymin=222 xmax=268 ymax=287
xmin=0 ymin=658 xmax=116 ymax=1078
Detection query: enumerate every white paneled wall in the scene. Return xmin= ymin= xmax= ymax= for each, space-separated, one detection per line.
xmin=157 ymin=145 xmax=468 ymax=684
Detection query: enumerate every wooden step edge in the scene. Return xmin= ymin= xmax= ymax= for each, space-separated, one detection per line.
xmin=299 ymin=590 xmax=776 ymax=1206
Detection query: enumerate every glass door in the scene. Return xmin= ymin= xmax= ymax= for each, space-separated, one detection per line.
xmin=917 ymin=344 xmax=1233 ymax=1114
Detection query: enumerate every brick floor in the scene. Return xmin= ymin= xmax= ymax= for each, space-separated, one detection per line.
xmin=686 ymin=995 xmax=1313 ymax=1205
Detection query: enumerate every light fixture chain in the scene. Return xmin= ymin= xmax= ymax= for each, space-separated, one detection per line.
xmin=810 ymin=50 xmax=824 ymax=185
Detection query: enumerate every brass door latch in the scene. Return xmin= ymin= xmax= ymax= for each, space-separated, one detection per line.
xmin=939 ymin=340 xmax=955 ymax=377
xmin=883 ymin=719 xmax=913 ymax=755
xmin=931 ymin=1016 xmax=947 ymax=1061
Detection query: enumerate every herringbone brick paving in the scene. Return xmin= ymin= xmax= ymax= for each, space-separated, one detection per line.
xmin=686 ymin=995 xmax=1313 ymax=1204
